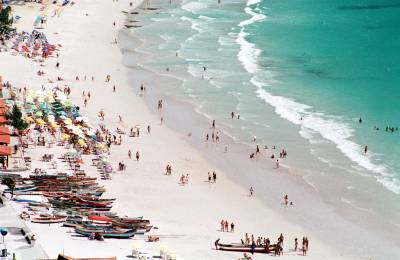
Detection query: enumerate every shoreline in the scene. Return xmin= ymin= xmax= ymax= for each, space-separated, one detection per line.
xmin=119 ymin=1 xmax=400 ymax=259
xmin=0 ymin=0 xmax=397 ymax=259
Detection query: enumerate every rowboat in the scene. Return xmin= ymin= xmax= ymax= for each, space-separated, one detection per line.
xmin=31 ymin=216 xmax=67 ymax=224
xmin=74 ymin=227 xmax=135 ymax=238
xmin=215 ymin=240 xmax=275 ymax=254
xmin=88 ymin=215 xmax=114 ymax=223
xmin=5 ymin=185 xmax=36 ymax=193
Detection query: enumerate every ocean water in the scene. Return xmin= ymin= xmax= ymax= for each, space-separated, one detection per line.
xmin=122 ymin=0 xmax=400 ymax=257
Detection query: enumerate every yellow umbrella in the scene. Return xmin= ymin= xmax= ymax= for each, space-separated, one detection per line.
xmin=77 ymin=139 xmax=85 ymax=146
xmin=63 ymin=134 xmax=70 ymax=140
xmin=50 ymin=122 xmax=59 ymax=128
xmin=63 ymin=118 xmax=72 ymax=125
xmin=25 ymin=116 xmax=34 ymax=123
xmin=36 ymin=119 xmax=45 ymax=125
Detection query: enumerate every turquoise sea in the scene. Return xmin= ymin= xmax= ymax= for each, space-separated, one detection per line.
xmin=122 ymin=0 xmax=400 ymax=257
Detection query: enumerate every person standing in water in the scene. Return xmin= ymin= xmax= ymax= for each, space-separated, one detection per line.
xmin=364 ymin=145 xmax=368 ymax=154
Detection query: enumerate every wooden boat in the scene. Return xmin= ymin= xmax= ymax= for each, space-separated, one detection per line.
xmin=31 ymin=216 xmax=67 ymax=224
xmin=88 ymin=215 xmax=113 ymax=223
xmin=74 ymin=227 xmax=135 ymax=238
xmin=5 ymin=185 xmax=36 ymax=193
xmin=215 ymin=240 xmax=276 ymax=254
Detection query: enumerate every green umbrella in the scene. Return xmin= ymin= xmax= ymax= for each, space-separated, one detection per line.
xmin=35 ymin=111 xmax=43 ymax=117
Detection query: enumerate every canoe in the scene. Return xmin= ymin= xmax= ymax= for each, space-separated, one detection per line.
xmin=5 ymin=185 xmax=36 ymax=193
xmin=88 ymin=215 xmax=114 ymax=223
xmin=31 ymin=216 xmax=67 ymax=224
xmin=74 ymin=227 xmax=135 ymax=238
xmin=215 ymin=240 xmax=276 ymax=253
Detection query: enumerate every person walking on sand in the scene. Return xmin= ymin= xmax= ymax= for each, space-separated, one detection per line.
xmin=294 ymin=238 xmax=298 ymax=251
xmin=212 ymin=120 xmax=215 ymax=128
xmin=128 ymin=150 xmax=132 ymax=159
xmin=136 ymin=151 xmax=140 ymax=161
xmin=147 ymin=125 xmax=151 ymax=133
xmin=276 ymin=159 xmax=280 ymax=168
xmin=220 ymin=220 xmax=224 ymax=231
xmin=305 ymin=237 xmax=309 ymax=251
xmin=230 ymin=222 xmax=235 ymax=232
xmin=284 ymin=194 xmax=288 ymax=206
xmin=208 ymin=172 xmax=211 ymax=182
xmin=250 ymin=186 xmax=254 ymax=196
xmin=212 ymin=171 xmax=217 ymax=183
xmin=160 ymin=116 xmax=164 ymax=125
xmin=224 ymin=220 xmax=229 ymax=232
xmin=113 ymin=85 xmax=116 ymax=92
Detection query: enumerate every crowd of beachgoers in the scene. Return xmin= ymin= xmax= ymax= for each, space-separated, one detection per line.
xmin=0 ymin=1 xmax=366 ymax=260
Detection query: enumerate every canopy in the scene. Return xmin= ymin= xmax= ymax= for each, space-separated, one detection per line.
xmin=0 ymin=146 xmax=12 ymax=156
xmin=0 ymin=127 xmax=10 ymax=135
xmin=0 ymin=135 xmax=10 ymax=144
xmin=0 ymin=108 xmax=7 ymax=116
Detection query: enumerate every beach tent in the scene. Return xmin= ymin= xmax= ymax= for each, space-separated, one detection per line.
xmin=0 ymin=135 xmax=10 ymax=145
xmin=0 ymin=108 xmax=7 ymax=116
xmin=0 ymin=116 xmax=7 ymax=125
xmin=0 ymin=146 xmax=11 ymax=156
xmin=0 ymin=146 xmax=12 ymax=168
xmin=0 ymin=127 xmax=10 ymax=135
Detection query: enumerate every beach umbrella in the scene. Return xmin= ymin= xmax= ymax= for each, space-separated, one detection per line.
xmin=63 ymin=118 xmax=72 ymax=125
xmin=62 ymin=133 xmax=70 ymax=140
xmin=35 ymin=111 xmax=43 ymax=117
xmin=62 ymin=100 xmax=73 ymax=107
xmin=50 ymin=122 xmax=59 ymax=128
xmin=77 ymin=139 xmax=85 ymax=146
xmin=35 ymin=119 xmax=45 ymax=125
xmin=24 ymin=116 xmax=34 ymax=123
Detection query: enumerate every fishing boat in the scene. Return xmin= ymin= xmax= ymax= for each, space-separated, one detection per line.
xmin=74 ymin=227 xmax=135 ymax=238
xmin=215 ymin=240 xmax=276 ymax=254
xmin=5 ymin=185 xmax=37 ymax=193
xmin=31 ymin=216 xmax=67 ymax=224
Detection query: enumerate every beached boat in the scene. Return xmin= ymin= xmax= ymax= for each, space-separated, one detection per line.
xmin=74 ymin=227 xmax=135 ymax=238
xmin=5 ymin=185 xmax=36 ymax=193
xmin=31 ymin=216 xmax=67 ymax=224
xmin=215 ymin=240 xmax=275 ymax=254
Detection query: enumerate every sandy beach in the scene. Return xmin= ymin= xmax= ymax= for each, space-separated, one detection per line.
xmin=0 ymin=0 xmax=386 ymax=259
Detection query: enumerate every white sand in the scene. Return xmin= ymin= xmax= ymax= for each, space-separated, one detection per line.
xmin=0 ymin=1 xmax=360 ymax=259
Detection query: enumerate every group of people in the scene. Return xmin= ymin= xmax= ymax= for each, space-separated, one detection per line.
xmin=179 ymin=174 xmax=189 ymax=185
xmin=165 ymin=164 xmax=172 ymax=175
xmin=220 ymin=219 xmax=234 ymax=232
xmin=207 ymin=171 xmax=217 ymax=183
xmin=205 ymin=132 xmax=220 ymax=142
